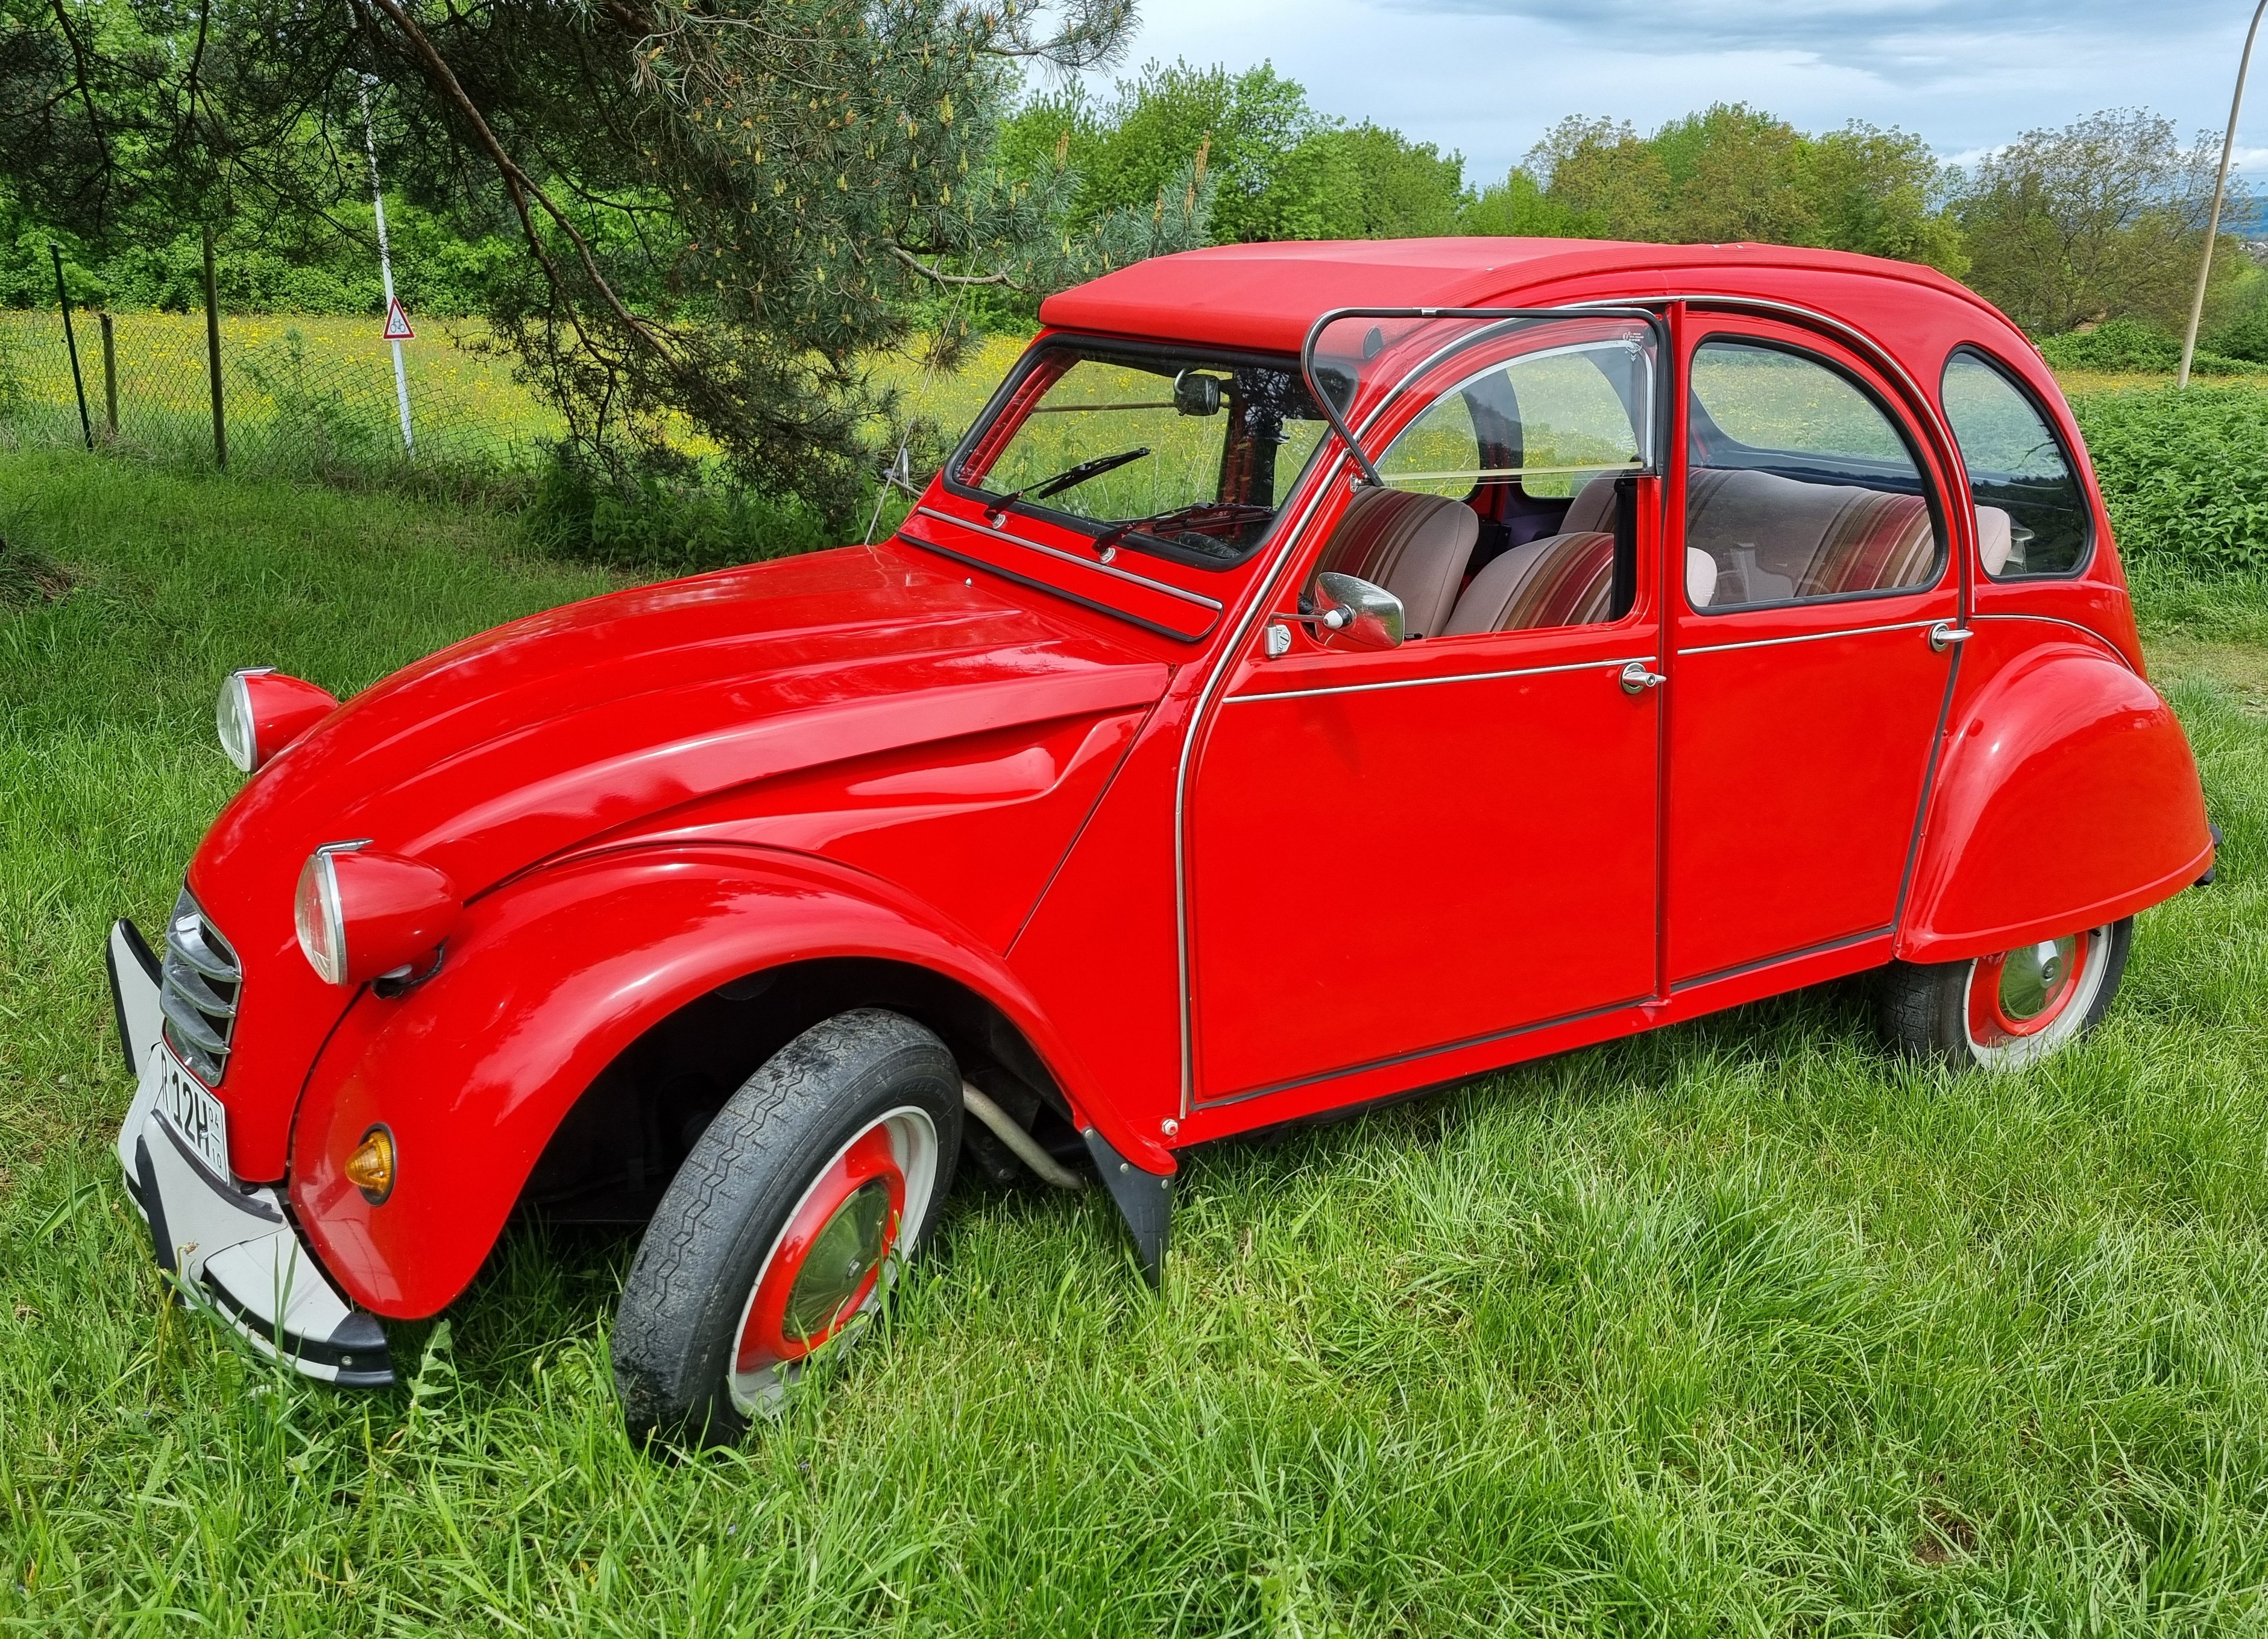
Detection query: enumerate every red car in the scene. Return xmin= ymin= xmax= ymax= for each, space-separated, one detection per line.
xmin=108 ymin=238 xmax=2214 ymax=1442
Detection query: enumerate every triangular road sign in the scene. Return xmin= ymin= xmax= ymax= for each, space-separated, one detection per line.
xmin=382 ymin=297 xmax=415 ymax=341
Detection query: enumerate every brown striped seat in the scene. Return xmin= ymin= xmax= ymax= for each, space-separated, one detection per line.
xmin=1685 ymin=467 xmax=1939 ymax=601
xmin=1311 ymin=487 xmax=1478 ymax=640
xmin=1444 ymin=531 xmax=1618 ymax=634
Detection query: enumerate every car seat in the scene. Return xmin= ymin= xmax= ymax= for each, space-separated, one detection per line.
xmin=1312 ymin=487 xmax=1477 ymax=639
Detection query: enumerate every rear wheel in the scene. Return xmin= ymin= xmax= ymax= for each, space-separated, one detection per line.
xmin=611 ymin=1008 xmax=959 ymax=1447
xmin=1878 ymin=918 xmax=2131 ymax=1070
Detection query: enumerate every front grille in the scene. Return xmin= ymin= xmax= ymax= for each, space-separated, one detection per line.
xmin=160 ymin=888 xmax=241 ymax=1085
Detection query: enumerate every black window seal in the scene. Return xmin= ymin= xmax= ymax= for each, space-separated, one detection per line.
xmin=1683 ymin=330 xmax=1953 ymax=617
xmin=938 ymin=332 xmax=1333 ymax=574
xmin=1940 ymin=343 xmax=2098 ymax=584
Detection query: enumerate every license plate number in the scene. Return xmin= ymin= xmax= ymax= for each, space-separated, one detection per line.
xmin=154 ymin=1048 xmax=230 ymax=1178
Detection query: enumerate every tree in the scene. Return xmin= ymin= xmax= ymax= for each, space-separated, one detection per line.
xmin=1476 ymin=107 xmax=1963 ymax=277
xmin=0 ymin=0 xmax=1211 ymax=517
xmin=1003 ymin=60 xmax=1466 ymax=245
xmin=1957 ymin=109 xmax=2233 ymax=335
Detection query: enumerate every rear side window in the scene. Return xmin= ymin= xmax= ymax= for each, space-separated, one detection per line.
xmin=1940 ymin=350 xmax=2092 ymax=579
xmin=1686 ymin=340 xmax=1944 ymax=609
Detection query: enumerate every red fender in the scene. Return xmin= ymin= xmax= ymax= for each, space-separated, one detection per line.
xmin=1898 ymin=643 xmax=2212 ymax=963
xmin=289 ymin=844 xmax=1153 ymax=1318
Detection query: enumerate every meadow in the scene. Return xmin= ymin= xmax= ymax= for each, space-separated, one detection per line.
xmin=1 ymin=348 xmax=2267 ymax=1631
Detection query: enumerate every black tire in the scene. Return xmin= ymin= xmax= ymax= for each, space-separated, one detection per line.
xmin=611 ymin=1008 xmax=960 ymax=1447
xmin=1877 ymin=917 xmax=2132 ymax=1070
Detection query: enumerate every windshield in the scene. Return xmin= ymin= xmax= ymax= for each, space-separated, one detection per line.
xmin=950 ymin=341 xmax=1332 ymax=565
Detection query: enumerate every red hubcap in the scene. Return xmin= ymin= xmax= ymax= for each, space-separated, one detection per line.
xmin=735 ymin=1125 xmax=906 ymax=1374
xmin=1967 ymin=933 xmax=2087 ymax=1046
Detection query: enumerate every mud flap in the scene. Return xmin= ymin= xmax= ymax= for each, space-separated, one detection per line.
xmin=1082 ymin=1127 xmax=1171 ymax=1287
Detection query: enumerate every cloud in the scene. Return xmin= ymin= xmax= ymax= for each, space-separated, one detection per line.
xmin=1388 ymin=0 xmax=2217 ymax=76
xmin=1109 ymin=0 xmax=2266 ymax=189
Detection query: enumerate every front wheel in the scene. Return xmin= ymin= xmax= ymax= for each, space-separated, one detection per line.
xmin=1877 ymin=918 xmax=2132 ymax=1070
xmin=611 ymin=1009 xmax=960 ymax=1447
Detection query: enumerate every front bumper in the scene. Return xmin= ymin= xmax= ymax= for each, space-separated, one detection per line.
xmin=107 ymin=918 xmax=394 ymax=1388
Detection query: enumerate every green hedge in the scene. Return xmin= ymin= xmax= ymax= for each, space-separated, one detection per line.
xmin=2073 ymin=385 xmax=2268 ymax=580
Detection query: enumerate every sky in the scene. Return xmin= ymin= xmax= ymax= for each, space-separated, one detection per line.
xmin=1090 ymin=0 xmax=2268 ymax=191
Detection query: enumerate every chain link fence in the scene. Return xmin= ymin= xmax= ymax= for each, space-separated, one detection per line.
xmin=0 ymin=307 xmax=567 ymax=494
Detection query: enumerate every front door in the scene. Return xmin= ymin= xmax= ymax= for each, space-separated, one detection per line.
xmin=1188 ymin=312 xmax=1668 ymax=1106
xmin=1665 ymin=320 xmax=1961 ymax=985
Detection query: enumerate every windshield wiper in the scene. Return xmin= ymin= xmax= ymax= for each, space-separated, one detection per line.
xmin=1094 ymin=501 xmax=1277 ymax=554
xmin=986 ymin=447 xmax=1151 ymax=519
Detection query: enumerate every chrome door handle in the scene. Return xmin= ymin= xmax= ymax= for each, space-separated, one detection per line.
xmin=1929 ymin=621 xmax=1974 ymax=652
xmin=1619 ymin=662 xmax=1666 ymax=694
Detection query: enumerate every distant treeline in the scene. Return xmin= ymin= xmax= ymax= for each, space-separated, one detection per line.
xmin=5 ymin=57 xmax=2258 ymax=359
xmin=1004 ymin=67 xmax=2266 ymax=355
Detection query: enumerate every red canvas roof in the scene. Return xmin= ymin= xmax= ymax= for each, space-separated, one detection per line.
xmin=1038 ymin=237 xmax=1980 ymax=354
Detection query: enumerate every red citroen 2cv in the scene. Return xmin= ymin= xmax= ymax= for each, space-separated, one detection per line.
xmin=107 ymin=239 xmax=2214 ymax=1442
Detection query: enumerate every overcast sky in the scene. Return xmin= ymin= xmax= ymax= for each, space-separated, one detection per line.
xmin=1092 ymin=0 xmax=2268 ymax=189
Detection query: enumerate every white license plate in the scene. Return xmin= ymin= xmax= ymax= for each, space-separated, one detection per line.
xmin=154 ymin=1047 xmax=231 ymax=1179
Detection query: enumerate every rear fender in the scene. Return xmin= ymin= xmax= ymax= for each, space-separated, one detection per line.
xmin=289 ymin=844 xmax=1138 ymax=1318
xmin=1898 ymin=643 xmax=2212 ymax=963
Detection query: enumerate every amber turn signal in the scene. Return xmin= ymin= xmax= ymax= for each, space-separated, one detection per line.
xmin=345 ymin=1126 xmax=396 ymax=1204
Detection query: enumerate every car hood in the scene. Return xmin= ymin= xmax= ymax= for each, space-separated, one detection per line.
xmin=192 ymin=542 xmax=1169 ymax=912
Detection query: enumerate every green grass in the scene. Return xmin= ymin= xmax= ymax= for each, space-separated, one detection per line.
xmin=4 ymin=447 xmax=2268 ymax=1633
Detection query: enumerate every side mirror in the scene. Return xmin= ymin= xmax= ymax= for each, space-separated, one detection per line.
xmin=1308 ymin=571 xmax=1404 ymax=649
xmin=1173 ymin=370 xmax=1224 ymax=417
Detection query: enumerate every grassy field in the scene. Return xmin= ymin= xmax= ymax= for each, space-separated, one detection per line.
xmin=0 ymin=312 xmax=1025 ymax=488
xmin=2 ymin=448 xmax=2267 ymax=1634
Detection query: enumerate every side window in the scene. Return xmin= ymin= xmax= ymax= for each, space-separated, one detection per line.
xmin=1359 ymin=339 xmax=1649 ymax=637
xmin=1940 ymin=350 xmax=2091 ymax=578
xmin=1686 ymin=340 xmax=1945 ymax=610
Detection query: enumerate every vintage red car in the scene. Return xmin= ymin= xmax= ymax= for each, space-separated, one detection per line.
xmin=107 ymin=238 xmax=2214 ymax=1442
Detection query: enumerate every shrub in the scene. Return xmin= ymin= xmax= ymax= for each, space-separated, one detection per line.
xmin=522 ymin=446 xmax=841 ymax=575
xmin=2071 ymin=385 xmax=2268 ymax=579
xmin=2036 ymin=318 xmax=2259 ymax=376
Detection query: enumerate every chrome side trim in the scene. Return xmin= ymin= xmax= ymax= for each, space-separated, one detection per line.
xmin=1676 ymin=617 xmax=1942 ymax=657
xmin=1667 ymin=925 xmax=1889 ymax=994
xmin=909 ymin=506 xmax=1224 ymax=613
xmin=1968 ymin=612 xmax=2137 ymax=671
xmin=1226 ymin=652 xmax=1653 ymax=704
xmin=1193 ymin=993 xmax=1647 ymax=1111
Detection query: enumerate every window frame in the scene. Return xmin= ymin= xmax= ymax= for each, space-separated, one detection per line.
xmin=1682 ymin=329 xmax=1952 ymax=617
xmin=1373 ymin=336 xmax=1657 ymax=499
xmin=1939 ymin=343 xmax=2097 ymax=584
xmin=940 ymin=332 xmax=1334 ymax=573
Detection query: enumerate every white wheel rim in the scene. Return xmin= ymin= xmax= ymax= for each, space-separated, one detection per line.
xmin=1963 ymin=924 xmax=2112 ymax=1070
xmin=726 ymin=1104 xmax=939 ymax=1416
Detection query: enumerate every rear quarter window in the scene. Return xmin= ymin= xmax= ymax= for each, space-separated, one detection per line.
xmin=1940 ymin=349 xmax=2093 ymax=579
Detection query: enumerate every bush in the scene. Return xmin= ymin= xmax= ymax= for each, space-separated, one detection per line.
xmin=2072 ymin=385 xmax=2268 ymax=579
xmin=522 ymin=446 xmax=842 ymax=575
xmin=2036 ymin=318 xmax=2259 ymax=376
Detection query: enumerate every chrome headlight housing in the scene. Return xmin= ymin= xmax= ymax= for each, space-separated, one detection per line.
xmin=216 ymin=668 xmax=341 ymax=774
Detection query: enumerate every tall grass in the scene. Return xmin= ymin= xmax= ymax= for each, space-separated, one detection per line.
xmin=1 ymin=448 xmax=2266 ymax=1631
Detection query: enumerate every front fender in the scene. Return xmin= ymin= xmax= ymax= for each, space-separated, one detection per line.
xmin=289 ymin=844 xmax=1132 ymax=1318
xmin=1898 ymin=643 xmax=2211 ymax=963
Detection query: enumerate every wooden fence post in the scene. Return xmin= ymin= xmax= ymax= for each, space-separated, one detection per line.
xmin=99 ymin=313 xmax=118 ymax=441
xmin=203 ymin=226 xmax=227 ymax=470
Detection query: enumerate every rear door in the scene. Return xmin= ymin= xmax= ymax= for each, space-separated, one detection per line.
xmin=1665 ymin=317 xmax=1962 ymax=985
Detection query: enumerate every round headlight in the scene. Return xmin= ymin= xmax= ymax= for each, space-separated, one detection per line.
xmin=216 ymin=669 xmax=263 ymax=772
xmin=295 ymin=844 xmax=461 ymax=988
xmin=216 ymin=668 xmax=340 ymax=773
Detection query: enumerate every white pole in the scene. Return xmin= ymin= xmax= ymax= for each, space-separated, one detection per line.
xmin=2180 ymin=0 xmax=2268 ymax=389
xmin=357 ymin=75 xmax=414 ymax=450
